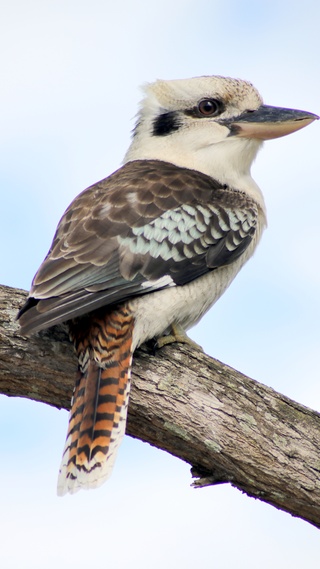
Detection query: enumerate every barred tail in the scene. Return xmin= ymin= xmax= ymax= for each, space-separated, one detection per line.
xmin=57 ymin=305 xmax=134 ymax=496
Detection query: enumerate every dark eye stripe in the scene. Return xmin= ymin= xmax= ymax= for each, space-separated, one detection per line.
xmin=152 ymin=111 xmax=182 ymax=136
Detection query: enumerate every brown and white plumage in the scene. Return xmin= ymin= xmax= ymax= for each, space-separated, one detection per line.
xmin=17 ymin=75 xmax=318 ymax=494
xmin=59 ymin=306 xmax=134 ymax=493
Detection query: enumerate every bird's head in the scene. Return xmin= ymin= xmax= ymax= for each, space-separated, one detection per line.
xmin=125 ymin=75 xmax=318 ymax=200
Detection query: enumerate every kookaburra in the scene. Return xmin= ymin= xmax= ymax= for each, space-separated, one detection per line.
xmin=18 ymin=76 xmax=318 ymax=495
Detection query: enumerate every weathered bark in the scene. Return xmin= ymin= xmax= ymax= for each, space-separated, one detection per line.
xmin=1 ymin=284 xmax=320 ymax=528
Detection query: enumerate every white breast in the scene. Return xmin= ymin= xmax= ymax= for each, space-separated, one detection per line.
xmin=130 ymin=217 xmax=265 ymax=350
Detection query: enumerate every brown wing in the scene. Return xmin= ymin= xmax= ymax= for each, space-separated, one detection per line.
xmin=18 ymin=159 xmax=258 ymax=334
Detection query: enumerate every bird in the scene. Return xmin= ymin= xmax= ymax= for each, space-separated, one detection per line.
xmin=17 ymin=75 xmax=318 ymax=495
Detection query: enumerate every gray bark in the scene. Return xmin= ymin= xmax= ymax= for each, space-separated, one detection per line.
xmin=1 ymin=284 xmax=320 ymax=529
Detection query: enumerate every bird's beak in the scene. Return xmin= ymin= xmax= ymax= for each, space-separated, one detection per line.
xmin=228 ymin=105 xmax=319 ymax=140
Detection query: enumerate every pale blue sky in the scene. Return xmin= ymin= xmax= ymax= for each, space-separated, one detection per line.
xmin=1 ymin=1 xmax=320 ymax=567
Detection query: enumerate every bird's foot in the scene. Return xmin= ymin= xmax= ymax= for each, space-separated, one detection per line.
xmin=156 ymin=323 xmax=203 ymax=351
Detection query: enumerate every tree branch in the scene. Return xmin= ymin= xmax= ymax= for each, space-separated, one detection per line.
xmin=1 ymin=284 xmax=320 ymax=528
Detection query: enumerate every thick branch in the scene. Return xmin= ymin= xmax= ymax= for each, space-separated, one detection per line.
xmin=1 ymin=284 xmax=320 ymax=528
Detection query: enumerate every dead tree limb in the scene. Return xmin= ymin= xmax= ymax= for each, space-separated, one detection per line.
xmin=1 ymin=283 xmax=320 ymax=528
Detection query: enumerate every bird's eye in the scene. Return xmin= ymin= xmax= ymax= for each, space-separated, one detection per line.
xmin=198 ymin=98 xmax=221 ymax=117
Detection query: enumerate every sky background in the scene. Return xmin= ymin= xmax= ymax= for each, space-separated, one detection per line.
xmin=1 ymin=0 xmax=320 ymax=567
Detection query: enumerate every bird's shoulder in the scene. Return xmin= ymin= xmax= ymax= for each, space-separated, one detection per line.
xmin=52 ymin=158 xmax=257 ymax=244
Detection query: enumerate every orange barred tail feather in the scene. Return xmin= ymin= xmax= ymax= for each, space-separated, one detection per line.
xmin=57 ymin=305 xmax=134 ymax=496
